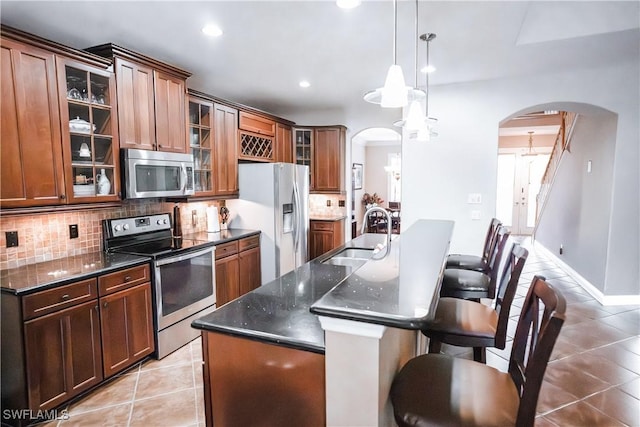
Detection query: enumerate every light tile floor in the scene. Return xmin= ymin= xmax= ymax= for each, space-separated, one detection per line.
xmin=40 ymin=238 xmax=639 ymax=426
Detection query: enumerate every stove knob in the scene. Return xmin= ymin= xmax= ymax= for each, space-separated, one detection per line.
xmin=123 ymin=224 xmax=130 ymax=231
xmin=163 ymin=219 xmax=169 ymax=224
xmin=157 ymin=219 xmax=163 ymax=225
xmin=114 ymin=225 xmax=122 ymax=232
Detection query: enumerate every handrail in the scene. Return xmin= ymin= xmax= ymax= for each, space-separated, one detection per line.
xmin=534 ymin=111 xmax=578 ymax=238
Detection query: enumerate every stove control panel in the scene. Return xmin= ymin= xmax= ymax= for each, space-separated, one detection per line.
xmin=107 ymin=213 xmax=172 ymax=237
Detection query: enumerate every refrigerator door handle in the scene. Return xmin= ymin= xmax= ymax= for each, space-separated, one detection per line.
xmin=292 ymin=180 xmax=300 ymax=253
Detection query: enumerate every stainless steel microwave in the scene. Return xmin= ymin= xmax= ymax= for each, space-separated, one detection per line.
xmin=122 ymin=149 xmax=195 ymax=199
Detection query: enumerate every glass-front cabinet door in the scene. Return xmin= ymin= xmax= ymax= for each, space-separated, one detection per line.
xmin=294 ymin=128 xmax=312 ymax=184
xmin=188 ymin=96 xmax=214 ymax=196
xmin=57 ymin=58 xmax=119 ymax=202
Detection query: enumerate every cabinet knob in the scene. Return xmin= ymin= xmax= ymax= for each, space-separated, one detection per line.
xmin=103 ymin=301 xmax=108 ymax=308
xmin=61 ymin=294 xmax=70 ymax=300
xmin=124 ymin=276 xmax=132 ymax=282
xmin=59 ymin=194 xmax=66 ymax=200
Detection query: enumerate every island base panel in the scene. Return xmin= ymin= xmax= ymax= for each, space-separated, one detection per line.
xmin=202 ymin=331 xmax=325 ymax=427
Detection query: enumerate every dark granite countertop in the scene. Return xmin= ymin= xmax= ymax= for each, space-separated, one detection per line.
xmin=309 ymin=215 xmax=347 ymax=221
xmin=192 ymin=220 xmax=453 ymax=353
xmin=0 ymin=252 xmax=151 ymax=295
xmin=183 ymin=228 xmax=261 ymax=245
xmin=192 ymin=233 xmax=388 ymax=354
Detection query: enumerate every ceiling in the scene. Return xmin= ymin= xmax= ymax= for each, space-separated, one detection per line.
xmin=2 ymin=1 xmax=638 ymax=125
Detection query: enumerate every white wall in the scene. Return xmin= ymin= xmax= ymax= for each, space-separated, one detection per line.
xmin=536 ymin=113 xmax=617 ymax=292
xmin=402 ymin=61 xmax=639 ymax=297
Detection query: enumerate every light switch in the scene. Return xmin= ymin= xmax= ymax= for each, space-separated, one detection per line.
xmin=470 ymin=210 xmax=481 ymax=220
xmin=467 ymin=193 xmax=482 ymax=204
xmin=587 ymin=160 xmax=592 ymax=173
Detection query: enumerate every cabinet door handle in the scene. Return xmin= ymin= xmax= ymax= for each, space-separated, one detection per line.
xmin=124 ymin=276 xmax=132 ymax=282
xmin=61 ymin=294 xmax=70 ymax=300
xmin=103 ymin=301 xmax=108 ymax=308
xmin=59 ymin=194 xmax=66 ymax=200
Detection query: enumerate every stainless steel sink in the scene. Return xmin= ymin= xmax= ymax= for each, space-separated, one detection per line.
xmin=331 ymin=248 xmax=374 ymax=259
xmin=321 ymin=247 xmax=374 ymax=269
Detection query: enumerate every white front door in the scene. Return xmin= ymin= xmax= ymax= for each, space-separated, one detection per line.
xmin=497 ymin=153 xmax=550 ymax=235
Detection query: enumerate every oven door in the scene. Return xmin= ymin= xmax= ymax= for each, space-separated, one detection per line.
xmin=154 ymin=245 xmax=216 ymax=330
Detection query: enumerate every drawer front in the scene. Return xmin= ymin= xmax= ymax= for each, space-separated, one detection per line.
xmin=238 ymin=235 xmax=260 ymax=252
xmin=98 ymin=264 xmax=150 ymax=296
xmin=215 ymin=241 xmax=239 ymax=260
xmin=22 ymin=278 xmax=98 ymax=320
xmin=311 ymin=221 xmax=334 ymax=231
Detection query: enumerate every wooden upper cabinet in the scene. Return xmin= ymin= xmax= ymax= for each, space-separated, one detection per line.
xmin=311 ymin=126 xmax=346 ymax=193
xmin=239 ymin=111 xmax=275 ymax=136
xmin=1 ymin=37 xmax=66 ymax=208
xmin=114 ymin=58 xmax=155 ymax=150
xmin=86 ymin=43 xmax=191 ymax=154
xmin=275 ymin=123 xmax=293 ymax=163
xmin=213 ymin=103 xmax=239 ymax=196
xmin=154 ymin=70 xmax=186 ymax=153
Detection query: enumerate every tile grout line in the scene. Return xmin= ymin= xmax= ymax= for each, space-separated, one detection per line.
xmin=126 ymin=363 xmax=142 ymax=427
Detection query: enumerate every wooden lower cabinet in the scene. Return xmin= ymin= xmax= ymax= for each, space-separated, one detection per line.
xmin=310 ymin=219 xmax=345 ymax=260
xmin=215 ymin=252 xmax=240 ymax=307
xmin=24 ymin=300 xmax=103 ymax=411
xmin=202 ymin=331 xmax=325 ymax=427
xmin=1 ymin=263 xmax=154 ymax=422
xmin=215 ymin=235 xmax=261 ymax=307
xmin=100 ymin=282 xmax=154 ymax=378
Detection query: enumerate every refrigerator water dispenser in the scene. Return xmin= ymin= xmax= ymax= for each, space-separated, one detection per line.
xmin=282 ymin=203 xmax=293 ymax=233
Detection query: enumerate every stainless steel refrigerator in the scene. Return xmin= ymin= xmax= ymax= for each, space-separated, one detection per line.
xmin=226 ymin=163 xmax=309 ymax=284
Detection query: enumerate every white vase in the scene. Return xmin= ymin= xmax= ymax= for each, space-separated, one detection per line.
xmin=97 ymin=169 xmax=111 ymax=195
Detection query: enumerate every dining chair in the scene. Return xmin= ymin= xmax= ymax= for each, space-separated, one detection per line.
xmin=439 ymin=226 xmax=510 ymax=301
xmin=390 ymin=275 xmax=566 ymax=427
xmin=424 ymin=244 xmax=528 ymax=363
xmin=446 ymin=218 xmax=501 ymax=273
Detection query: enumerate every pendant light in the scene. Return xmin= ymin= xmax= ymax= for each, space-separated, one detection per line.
xmin=394 ymin=0 xmax=427 ymax=131
xmin=363 ymin=0 xmax=409 ymax=108
xmin=417 ymin=32 xmax=438 ymax=141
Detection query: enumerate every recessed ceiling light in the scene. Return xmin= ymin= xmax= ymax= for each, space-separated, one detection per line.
xmin=202 ymin=24 xmax=223 ymax=37
xmin=421 ymin=65 xmax=436 ymax=73
xmin=336 ymin=0 xmax=361 ymax=9
xmin=299 ymin=81 xmax=310 ymax=88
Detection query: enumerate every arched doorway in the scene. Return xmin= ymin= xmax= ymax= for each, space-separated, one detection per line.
xmin=349 ymin=127 xmax=401 ymax=238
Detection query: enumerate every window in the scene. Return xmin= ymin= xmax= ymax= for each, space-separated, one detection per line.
xmin=386 ymin=153 xmax=401 ymax=202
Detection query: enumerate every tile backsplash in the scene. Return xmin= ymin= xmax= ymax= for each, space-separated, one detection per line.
xmin=309 ymin=194 xmax=346 ymax=217
xmin=0 ymin=200 xmax=221 ymax=271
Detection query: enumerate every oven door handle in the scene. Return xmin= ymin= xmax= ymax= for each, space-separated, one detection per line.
xmin=154 ymin=245 xmax=215 ymax=267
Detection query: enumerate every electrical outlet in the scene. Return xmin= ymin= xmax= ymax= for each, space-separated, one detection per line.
xmin=559 ymin=244 xmax=563 ymax=255
xmin=467 ymin=193 xmax=482 ymax=204
xmin=470 ymin=210 xmax=481 ymax=220
xmin=6 ymin=231 xmax=18 ymax=248
xmin=338 ymin=200 xmax=345 ymax=207
xmin=326 ymin=200 xmax=332 ymax=207
xmin=69 ymin=224 xmax=79 ymax=239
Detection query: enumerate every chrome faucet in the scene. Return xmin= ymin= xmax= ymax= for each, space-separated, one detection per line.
xmin=361 ymin=206 xmax=393 ymax=256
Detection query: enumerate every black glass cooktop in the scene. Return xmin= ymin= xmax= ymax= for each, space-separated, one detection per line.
xmin=113 ymin=238 xmax=213 ymax=259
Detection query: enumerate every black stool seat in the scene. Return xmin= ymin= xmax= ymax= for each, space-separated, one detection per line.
xmin=440 ymin=269 xmax=490 ymax=297
xmin=445 ymin=254 xmax=487 ymax=272
xmin=390 ymin=354 xmax=519 ymax=427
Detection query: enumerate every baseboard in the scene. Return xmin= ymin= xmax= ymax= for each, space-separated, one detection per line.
xmin=533 ymin=241 xmax=640 ymax=306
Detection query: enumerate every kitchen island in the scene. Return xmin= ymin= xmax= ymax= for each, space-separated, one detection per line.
xmin=192 ymin=219 xmax=454 ymax=427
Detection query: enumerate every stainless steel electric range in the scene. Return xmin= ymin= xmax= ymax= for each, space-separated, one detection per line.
xmin=103 ymin=213 xmax=216 ymax=358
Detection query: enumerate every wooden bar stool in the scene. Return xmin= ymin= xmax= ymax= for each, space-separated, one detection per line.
xmin=446 ymin=218 xmax=501 ymax=273
xmin=439 ymin=226 xmax=510 ymax=301
xmin=424 ymin=244 xmax=528 ymax=363
xmin=390 ymin=275 xmax=566 ymax=427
